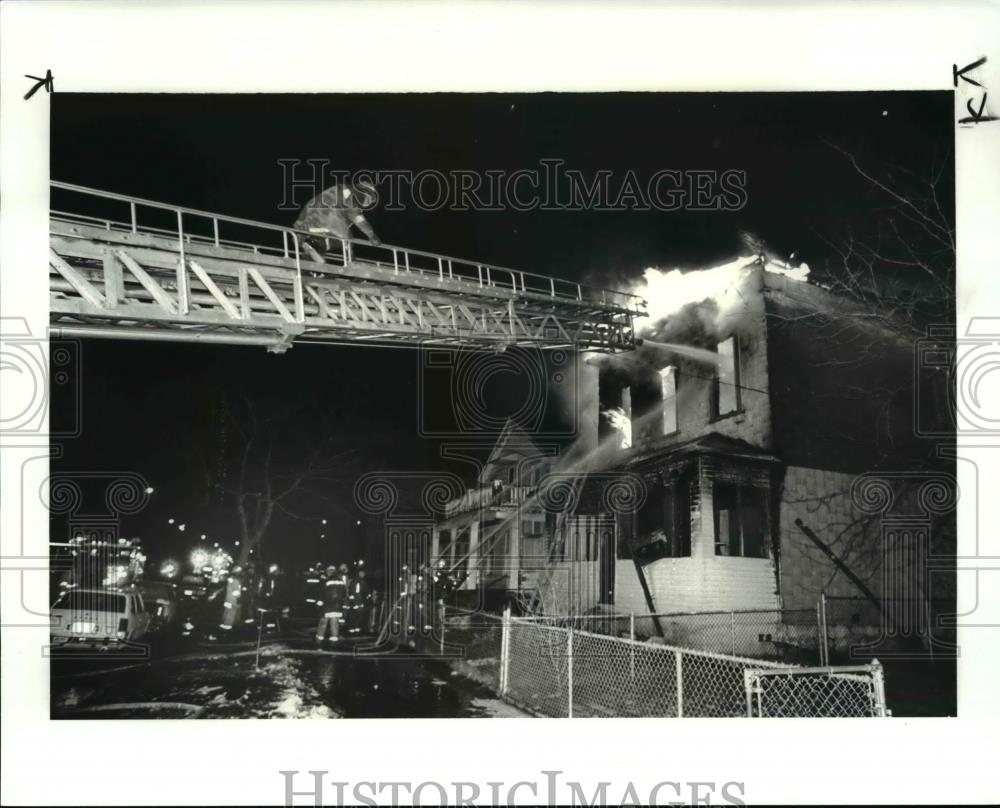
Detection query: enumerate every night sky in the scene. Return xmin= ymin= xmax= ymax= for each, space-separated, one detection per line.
xmin=49 ymin=91 xmax=953 ymax=569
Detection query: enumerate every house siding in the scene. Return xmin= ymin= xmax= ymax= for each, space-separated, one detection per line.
xmin=777 ymin=465 xmax=884 ymax=611
xmin=614 ymin=555 xmax=780 ymax=615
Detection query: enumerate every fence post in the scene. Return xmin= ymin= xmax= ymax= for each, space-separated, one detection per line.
xmin=629 ymin=612 xmax=635 ymax=685
xmin=818 ymin=593 xmax=829 ymax=666
xmin=567 ymin=625 xmax=574 ymax=718
xmin=730 ymin=610 xmax=736 ymax=656
xmin=743 ymin=670 xmax=755 ymax=717
xmin=675 ymin=649 xmax=684 ymax=717
xmin=870 ymin=658 xmax=888 ymax=717
xmin=500 ymin=606 xmax=510 ymax=696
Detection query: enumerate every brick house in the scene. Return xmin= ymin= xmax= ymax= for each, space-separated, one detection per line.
xmin=434 ymin=259 xmax=955 ymax=652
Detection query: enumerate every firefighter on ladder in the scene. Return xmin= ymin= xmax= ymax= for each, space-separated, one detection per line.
xmin=316 ymin=563 xmax=349 ymax=643
xmin=294 ymin=180 xmax=381 ymax=263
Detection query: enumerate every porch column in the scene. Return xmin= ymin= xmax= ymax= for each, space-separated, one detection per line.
xmin=692 ymin=458 xmax=715 ymax=558
xmin=465 ymin=520 xmax=480 ymax=590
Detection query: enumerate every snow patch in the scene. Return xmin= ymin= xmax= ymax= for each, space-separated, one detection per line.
xmin=469 ymin=698 xmax=530 ymax=718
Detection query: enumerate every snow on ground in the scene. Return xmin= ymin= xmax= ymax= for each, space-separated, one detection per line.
xmin=256 ymin=652 xmax=339 ymax=719
xmin=468 ymin=698 xmax=530 ymax=718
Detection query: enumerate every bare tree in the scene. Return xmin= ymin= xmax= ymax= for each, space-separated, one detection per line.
xmin=814 ymin=141 xmax=955 ymax=337
xmin=766 ymin=143 xmax=957 ymax=636
xmin=217 ymin=396 xmax=356 ymax=625
xmin=223 ymin=397 xmax=355 ymax=564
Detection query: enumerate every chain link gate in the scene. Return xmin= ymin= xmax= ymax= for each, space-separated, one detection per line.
xmin=744 ymin=661 xmax=889 ymax=717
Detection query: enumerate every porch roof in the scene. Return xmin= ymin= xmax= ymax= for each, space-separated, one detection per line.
xmin=624 ymin=432 xmax=782 ymax=469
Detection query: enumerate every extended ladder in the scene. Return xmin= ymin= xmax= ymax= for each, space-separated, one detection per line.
xmin=49 ymin=182 xmax=645 ymax=353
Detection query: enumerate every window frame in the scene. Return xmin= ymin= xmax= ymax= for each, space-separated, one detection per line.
xmin=712 ymin=482 xmax=769 ymax=558
xmin=712 ymin=336 xmax=743 ymax=419
xmin=659 ymin=365 xmax=679 ymax=437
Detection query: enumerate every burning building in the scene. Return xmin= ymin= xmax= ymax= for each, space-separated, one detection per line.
xmin=434 ymin=256 xmax=955 ymax=656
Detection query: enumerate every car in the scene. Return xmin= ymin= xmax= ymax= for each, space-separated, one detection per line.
xmin=50 ymin=587 xmax=151 ymax=649
xmin=136 ymin=580 xmax=179 ymax=632
xmin=178 ymin=574 xmax=209 ymax=601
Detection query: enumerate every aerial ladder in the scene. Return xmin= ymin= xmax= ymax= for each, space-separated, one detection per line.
xmin=48 ymin=182 xmax=645 ymax=354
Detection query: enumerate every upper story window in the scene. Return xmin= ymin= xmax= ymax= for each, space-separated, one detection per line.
xmin=714 ymin=337 xmax=742 ymax=417
xmin=602 ymin=385 xmax=632 ymax=450
xmin=660 ymin=366 xmax=678 ymax=435
xmin=617 ymin=386 xmax=632 ymax=449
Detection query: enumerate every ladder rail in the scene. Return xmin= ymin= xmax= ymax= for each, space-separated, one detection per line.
xmin=51 ymin=181 xmax=647 ymax=314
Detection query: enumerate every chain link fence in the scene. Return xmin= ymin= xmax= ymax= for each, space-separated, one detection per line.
xmin=510 ymin=608 xmax=821 ymax=663
xmin=439 ymin=608 xmax=891 ymax=717
xmin=499 ymin=617 xmax=795 ymax=717
xmin=744 ymin=662 xmax=888 ymax=717
xmin=821 ymin=596 xmax=957 ymax=657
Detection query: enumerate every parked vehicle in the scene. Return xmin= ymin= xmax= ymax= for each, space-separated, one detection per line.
xmin=50 ymin=587 xmax=151 ymax=648
xmin=137 ymin=580 xmax=179 ymax=632
xmin=178 ymin=574 xmax=209 ymax=601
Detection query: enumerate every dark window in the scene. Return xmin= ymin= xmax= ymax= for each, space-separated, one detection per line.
xmin=630 ymin=476 xmax=692 ymax=559
xmin=713 ymin=483 xmax=767 ymax=558
xmin=664 ymin=478 xmax=693 ymax=557
xmin=714 ymin=337 xmax=742 ymax=416
xmin=453 ymin=528 xmax=470 ymax=575
xmin=487 ymin=527 xmax=509 ymax=573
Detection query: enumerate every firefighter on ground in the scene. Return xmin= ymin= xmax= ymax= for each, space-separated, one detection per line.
xmin=346 ymin=560 xmax=370 ymax=636
xmin=316 ymin=563 xmax=349 ymax=643
xmin=303 ymin=562 xmax=325 ymax=617
xmin=294 ymin=180 xmax=381 ymax=261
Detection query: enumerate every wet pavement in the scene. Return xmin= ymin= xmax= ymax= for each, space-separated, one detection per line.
xmin=50 ymin=631 xmax=525 ymax=719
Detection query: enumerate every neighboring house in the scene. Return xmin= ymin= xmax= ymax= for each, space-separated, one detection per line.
xmin=434 ymin=258 xmax=955 ymax=652
xmin=431 ymin=421 xmax=554 ymax=609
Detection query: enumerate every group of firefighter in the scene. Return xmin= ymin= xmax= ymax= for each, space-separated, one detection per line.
xmin=387 ymin=559 xmax=463 ymax=641
xmin=305 ymin=560 xmax=375 ymax=642
xmin=302 ymin=557 xmax=463 ymax=643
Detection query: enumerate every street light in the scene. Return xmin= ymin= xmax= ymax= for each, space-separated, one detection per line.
xmin=161 ymin=559 xmax=179 ymax=579
xmin=145 ymin=486 xmax=154 ymax=495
